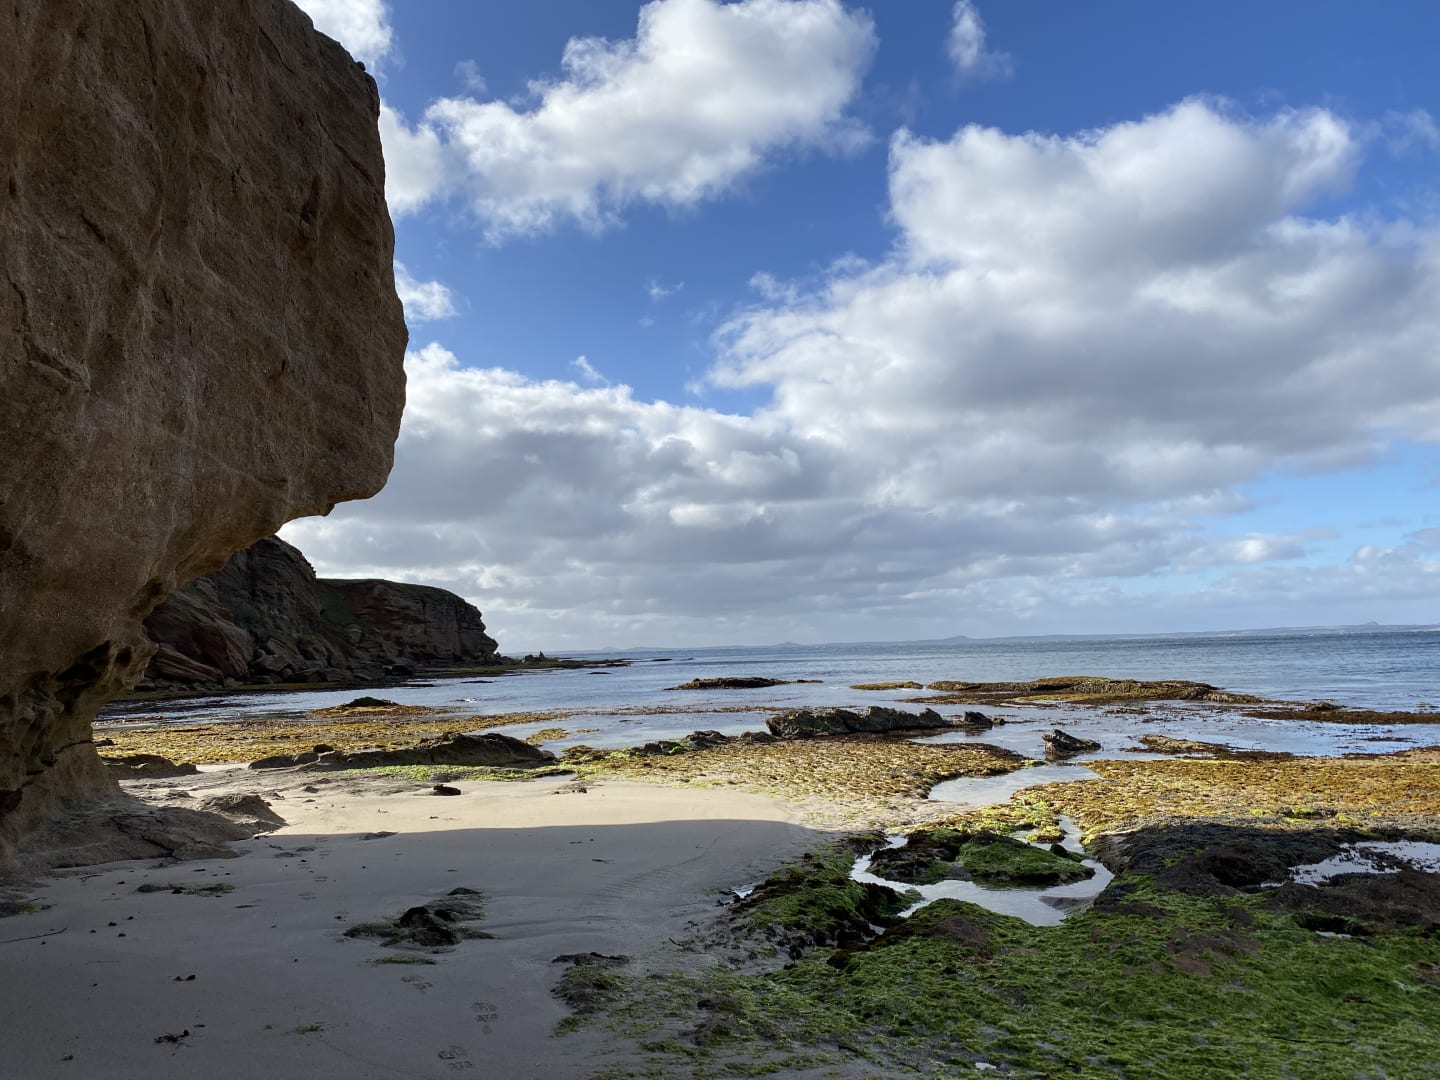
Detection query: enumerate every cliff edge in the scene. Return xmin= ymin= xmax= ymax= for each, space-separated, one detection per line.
xmin=0 ymin=0 xmax=407 ymax=864
xmin=142 ymin=537 xmax=500 ymax=690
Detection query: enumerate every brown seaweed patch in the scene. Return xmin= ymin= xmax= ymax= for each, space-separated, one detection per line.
xmin=1027 ymin=748 xmax=1440 ymax=839
xmin=914 ymin=676 xmax=1264 ymax=707
xmin=1133 ymin=734 xmax=1294 ymax=760
xmin=1244 ymin=704 xmax=1440 ymax=725
xmin=94 ymin=710 xmax=568 ymax=765
xmin=567 ymin=734 xmax=1025 ymax=822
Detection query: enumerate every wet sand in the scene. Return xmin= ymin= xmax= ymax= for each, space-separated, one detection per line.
xmin=0 ymin=771 xmax=824 ymax=1080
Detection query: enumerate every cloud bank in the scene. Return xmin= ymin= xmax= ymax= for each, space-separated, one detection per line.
xmin=286 ymin=100 xmax=1440 ymax=648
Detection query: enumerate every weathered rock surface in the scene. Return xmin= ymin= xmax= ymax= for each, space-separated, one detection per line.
xmin=301 ymin=732 xmax=556 ymax=771
xmin=194 ymin=793 xmax=286 ymax=833
xmin=102 ymin=754 xmax=200 ymax=780
xmin=766 ymin=706 xmax=952 ymax=739
xmin=140 ymin=536 xmax=500 ymax=690
xmin=9 ymin=803 xmax=253 ymax=874
xmin=0 ymin=0 xmax=406 ymax=864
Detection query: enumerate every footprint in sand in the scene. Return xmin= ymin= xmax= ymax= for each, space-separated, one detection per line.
xmin=470 ymin=1002 xmax=498 ymax=1023
xmin=437 ymin=1045 xmax=474 ymax=1069
xmin=401 ymin=975 xmax=432 ymax=993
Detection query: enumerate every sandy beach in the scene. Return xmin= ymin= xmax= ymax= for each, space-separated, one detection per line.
xmin=1 ymin=771 xmax=825 ymax=1079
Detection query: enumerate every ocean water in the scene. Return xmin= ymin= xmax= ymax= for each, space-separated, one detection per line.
xmin=99 ymin=627 xmax=1439 ymax=747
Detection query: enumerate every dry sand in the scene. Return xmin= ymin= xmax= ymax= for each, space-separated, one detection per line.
xmin=0 ymin=769 xmax=827 ymax=1079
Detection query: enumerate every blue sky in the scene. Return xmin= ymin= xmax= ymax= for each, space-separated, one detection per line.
xmin=286 ymin=1 xmax=1440 ymax=650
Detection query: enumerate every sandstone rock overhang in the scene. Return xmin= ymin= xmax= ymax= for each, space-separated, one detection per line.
xmin=0 ymin=0 xmax=408 ymax=865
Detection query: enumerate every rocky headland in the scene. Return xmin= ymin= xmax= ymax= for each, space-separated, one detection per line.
xmin=140 ymin=536 xmax=502 ymax=691
xmin=0 ymin=0 xmax=406 ymax=866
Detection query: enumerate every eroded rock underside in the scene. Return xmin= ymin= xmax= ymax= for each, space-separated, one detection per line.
xmin=0 ymin=0 xmax=407 ymax=865
xmin=141 ymin=536 xmax=500 ymax=690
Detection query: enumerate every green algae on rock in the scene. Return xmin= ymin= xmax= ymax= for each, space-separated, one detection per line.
xmin=730 ymin=839 xmax=915 ymax=958
xmin=557 ymin=832 xmax=1440 ymax=1079
xmin=867 ymin=828 xmax=1093 ymax=887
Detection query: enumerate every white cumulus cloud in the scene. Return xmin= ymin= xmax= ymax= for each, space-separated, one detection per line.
xmin=293 ymin=0 xmax=394 ymax=69
xmin=379 ymin=0 xmax=876 ymax=239
xmin=393 ymin=263 xmax=458 ymax=323
xmin=286 ymin=101 xmax=1440 ymax=649
xmin=946 ymin=1 xmax=1012 ymax=81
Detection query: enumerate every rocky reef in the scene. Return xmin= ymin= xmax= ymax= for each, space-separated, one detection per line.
xmin=141 ymin=537 xmax=500 ymax=690
xmin=0 ymin=0 xmax=406 ymax=864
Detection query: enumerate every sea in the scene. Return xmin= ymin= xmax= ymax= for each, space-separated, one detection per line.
xmin=97 ymin=625 xmax=1440 ymax=926
xmin=98 ymin=627 xmax=1440 ymax=758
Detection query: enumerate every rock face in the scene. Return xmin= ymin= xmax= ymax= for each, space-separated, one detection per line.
xmin=141 ymin=536 xmax=500 ymax=689
xmin=0 ymin=0 xmax=407 ymax=863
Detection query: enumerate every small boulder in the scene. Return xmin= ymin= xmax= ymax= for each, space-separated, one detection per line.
xmin=1043 ymin=728 xmax=1102 ymax=758
xmin=686 ymin=729 xmax=731 ymax=749
xmin=196 ymin=794 xmax=286 ymax=832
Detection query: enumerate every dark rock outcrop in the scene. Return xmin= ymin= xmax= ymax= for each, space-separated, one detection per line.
xmin=0 ymin=0 xmax=406 ymax=864
xmin=766 ymin=706 xmax=952 ymax=739
xmin=140 ymin=536 xmax=500 ymax=689
xmin=1043 ymin=729 xmax=1103 ymax=758
xmin=300 ymin=732 xmax=555 ymax=771
xmin=668 ymin=677 xmax=790 ymax=691
xmin=345 ymin=887 xmax=492 ymax=949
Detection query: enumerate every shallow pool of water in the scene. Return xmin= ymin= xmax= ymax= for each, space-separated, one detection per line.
xmin=1274 ymin=841 xmax=1440 ymax=886
xmin=850 ymin=817 xmax=1113 ymax=927
xmin=913 ymin=705 xmax=1440 ymax=763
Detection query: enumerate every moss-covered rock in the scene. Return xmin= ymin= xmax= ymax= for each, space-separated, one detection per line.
xmin=868 ymin=828 xmax=1093 ymax=887
xmin=732 ymin=840 xmax=914 ymax=958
